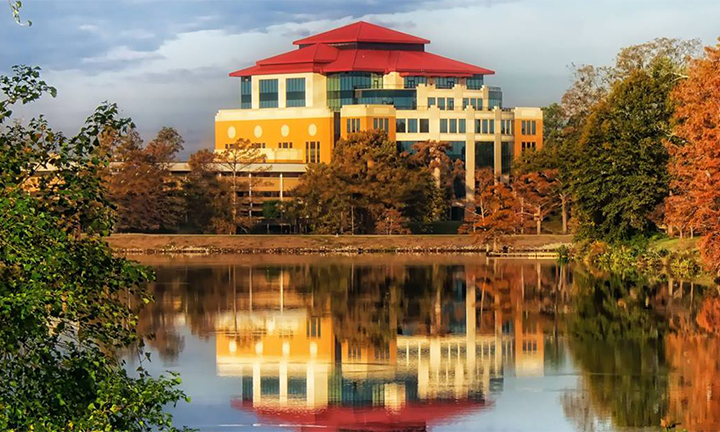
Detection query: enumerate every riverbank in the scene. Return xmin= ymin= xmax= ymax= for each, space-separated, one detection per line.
xmin=107 ymin=234 xmax=573 ymax=255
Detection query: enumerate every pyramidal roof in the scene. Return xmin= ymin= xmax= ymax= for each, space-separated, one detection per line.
xmin=293 ymin=21 xmax=430 ymax=46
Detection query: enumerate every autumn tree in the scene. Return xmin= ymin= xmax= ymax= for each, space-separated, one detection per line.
xmin=183 ymin=149 xmax=234 ymax=233
xmin=215 ymin=138 xmax=266 ymax=233
xmin=375 ymin=207 xmax=411 ymax=235
xmin=665 ymin=38 xmax=720 ymax=274
xmin=109 ymin=127 xmax=185 ymax=232
xmin=294 ymin=131 xmax=438 ymax=234
xmin=516 ymin=170 xmax=561 ymax=234
xmin=569 ymin=58 xmax=678 ymax=242
xmin=406 ymin=140 xmax=463 ymax=217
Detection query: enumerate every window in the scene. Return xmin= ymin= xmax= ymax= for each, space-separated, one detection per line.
xmin=522 ymin=141 xmax=537 ymax=152
xmin=408 ymin=118 xmax=418 ymax=133
xmin=435 ymin=77 xmax=457 ymax=89
xmin=501 ymin=119 xmax=513 ymax=135
xmin=259 ymin=79 xmax=278 ymax=108
xmin=532 ymin=120 xmax=537 ymax=135
xmin=463 ymin=98 xmax=469 ymax=109
xmin=278 ymin=142 xmax=293 ymax=149
xmin=447 ymin=98 xmax=454 ymax=110
xmin=396 ymin=118 xmax=406 ymax=133
xmin=440 ymin=118 xmax=448 ymax=133
xmin=348 ymin=345 xmax=362 ymax=360
xmin=373 ymin=117 xmax=389 ymax=132
xmin=347 ymin=118 xmax=361 ymax=133
xmin=403 ymin=76 xmax=427 ymax=88
xmin=428 ymin=97 xmax=436 ymax=107
xmin=449 ymin=118 xmax=457 ymax=133
xmin=306 ymin=141 xmax=320 ymax=163
xmin=286 ymin=77 xmax=306 ymax=107
xmin=240 ymin=77 xmax=252 ymax=109
xmin=438 ymin=98 xmax=446 ymax=110
xmin=490 ymin=119 xmax=495 ymax=134
xmin=307 ymin=317 xmax=321 ymax=338
xmin=420 ymin=118 xmax=429 ymax=133
xmin=459 ymin=119 xmax=466 ymax=133
xmin=467 ymin=74 xmax=484 ymax=90
xmin=252 ymin=142 xmax=266 ymax=148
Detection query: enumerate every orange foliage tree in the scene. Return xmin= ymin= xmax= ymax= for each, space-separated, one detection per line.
xmin=665 ymin=38 xmax=720 ymax=274
xmin=515 ymin=169 xmax=561 ymax=234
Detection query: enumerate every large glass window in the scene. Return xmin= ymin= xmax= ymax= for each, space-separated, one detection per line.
xmin=373 ymin=117 xmax=389 ymax=132
xmin=532 ymin=120 xmax=537 ymax=135
xmin=420 ymin=118 xmax=429 ymax=133
xmin=447 ymin=98 xmax=455 ymax=110
xmin=240 ymin=77 xmax=252 ymax=109
xmin=259 ymin=79 xmax=278 ymax=108
xmin=396 ymin=118 xmax=406 ymax=133
xmin=440 ymin=119 xmax=448 ymax=133
xmin=428 ymin=97 xmax=436 ymax=108
xmin=408 ymin=118 xmax=418 ymax=133
xmin=286 ymin=77 xmax=306 ymax=107
xmin=475 ymin=141 xmax=494 ymax=169
xmin=488 ymin=87 xmax=503 ymax=109
xmin=326 ymin=72 xmax=372 ymax=111
xmin=459 ymin=119 xmax=466 ymax=133
xmin=347 ymin=118 xmax=361 ymax=133
xmin=403 ymin=76 xmax=427 ymax=89
xmin=435 ymin=77 xmax=457 ymax=89
xmin=449 ymin=119 xmax=457 ymax=133
xmin=467 ymin=74 xmax=484 ymax=90
xmin=501 ymin=142 xmax=513 ymax=174
xmin=438 ymin=98 xmax=446 ymax=110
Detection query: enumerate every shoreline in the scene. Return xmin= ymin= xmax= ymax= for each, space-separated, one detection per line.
xmin=106 ymin=234 xmax=573 ymax=255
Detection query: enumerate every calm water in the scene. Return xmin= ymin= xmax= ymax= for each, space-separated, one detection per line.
xmin=128 ymin=254 xmax=720 ymax=432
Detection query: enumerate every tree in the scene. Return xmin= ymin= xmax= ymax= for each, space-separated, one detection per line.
xmin=215 ymin=138 xmax=266 ymax=233
xmin=183 ymin=149 xmax=233 ymax=233
xmin=294 ymin=131 xmax=438 ymax=234
xmin=109 ymin=127 xmax=185 ymax=232
xmin=569 ymin=59 xmax=677 ymax=242
xmin=406 ymin=140 xmax=462 ymax=217
xmin=462 ymin=175 xmax=521 ymax=250
xmin=7 ymin=0 xmax=30 ymax=26
xmin=375 ymin=207 xmax=411 ymax=235
xmin=516 ymin=170 xmax=560 ymax=234
xmin=0 ymin=66 xmax=187 ymax=431
xmin=665 ymin=38 xmax=720 ymax=275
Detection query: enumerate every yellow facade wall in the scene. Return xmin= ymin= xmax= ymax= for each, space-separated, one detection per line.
xmin=513 ymin=118 xmax=543 ymax=160
xmin=215 ymin=116 xmax=335 ymax=164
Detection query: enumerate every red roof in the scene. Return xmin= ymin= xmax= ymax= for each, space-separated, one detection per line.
xmin=293 ymin=21 xmax=430 ymax=46
xmin=229 ymin=22 xmax=494 ymax=78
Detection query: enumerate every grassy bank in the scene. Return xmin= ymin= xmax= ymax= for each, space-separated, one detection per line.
xmin=107 ymin=234 xmax=573 ymax=255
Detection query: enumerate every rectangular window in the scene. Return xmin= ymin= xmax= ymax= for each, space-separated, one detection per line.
xmin=447 ymin=98 xmax=454 ymax=110
xmin=240 ymin=77 xmax=252 ymax=109
xmin=475 ymin=119 xmax=481 ymax=133
xmin=440 ymin=119 xmax=448 ymax=133
xmin=286 ymin=77 xmax=306 ymax=107
xmin=532 ymin=120 xmax=537 ymax=135
xmin=259 ymin=79 xmax=279 ymax=108
xmin=348 ymin=345 xmax=362 ymax=360
xmin=396 ymin=118 xmax=406 ymax=133
xmin=403 ymin=76 xmax=427 ymax=89
xmin=482 ymin=119 xmax=489 ymax=134
xmin=347 ymin=118 xmax=360 ymax=133
xmin=463 ymin=98 xmax=469 ymax=109
xmin=408 ymin=118 xmax=418 ymax=133
xmin=438 ymin=98 xmax=446 ymax=110
xmin=449 ymin=118 xmax=457 ymax=133
xmin=490 ymin=119 xmax=495 ymax=134
xmin=428 ymin=97 xmax=436 ymax=107
xmin=435 ymin=77 xmax=457 ymax=89
xmin=521 ymin=120 xmax=527 ymax=135
xmin=373 ymin=118 xmax=389 ymax=132
xmin=305 ymin=141 xmax=320 ymax=163
xmin=467 ymin=74 xmax=484 ymax=90
xmin=420 ymin=118 xmax=429 ymax=133
xmin=306 ymin=317 xmax=321 ymax=338
xmin=278 ymin=142 xmax=293 ymax=149
xmin=459 ymin=119 xmax=466 ymax=133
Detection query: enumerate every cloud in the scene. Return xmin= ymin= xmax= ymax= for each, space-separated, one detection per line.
xmin=5 ymin=0 xmax=720 ymax=157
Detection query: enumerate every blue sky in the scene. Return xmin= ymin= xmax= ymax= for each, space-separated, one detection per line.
xmin=3 ymin=0 xmax=720 ymax=155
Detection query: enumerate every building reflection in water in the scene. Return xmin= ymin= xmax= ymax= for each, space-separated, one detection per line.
xmin=202 ymin=260 xmax=566 ymax=431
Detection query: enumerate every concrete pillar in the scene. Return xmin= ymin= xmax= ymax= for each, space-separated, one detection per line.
xmin=279 ymin=173 xmax=284 ymax=201
xmin=493 ymin=108 xmax=502 ymax=176
xmin=464 ymin=107 xmax=476 ymax=208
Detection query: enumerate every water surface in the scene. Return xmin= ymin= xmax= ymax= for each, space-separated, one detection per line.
xmin=129 ymin=254 xmax=719 ymax=432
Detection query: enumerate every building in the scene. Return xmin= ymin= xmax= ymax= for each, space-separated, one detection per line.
xmin=215 ymin=21 xmax=543 ymax=206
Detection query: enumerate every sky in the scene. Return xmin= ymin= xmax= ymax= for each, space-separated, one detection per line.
xmin=2 ymin=0 xmax=720 ymax=156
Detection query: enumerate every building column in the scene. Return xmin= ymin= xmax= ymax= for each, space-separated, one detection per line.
xmin=279 ymin=173 xmax=284 ymax=201
xmin=493 ymin=108 xmax=502 ymax=176
xmin=464 ymin=107 xmax=476 ymax=209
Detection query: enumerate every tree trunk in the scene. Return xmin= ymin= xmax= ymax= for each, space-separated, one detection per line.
xmin=520 ymin=198 xmax=525 ymax=234
xmin=536 ymin=209 xmax=541 ymax=235
xmin=560 ymin=194 xmax=568 ymax=234
xmin=231 ymin=169 xmax=237 ymax=234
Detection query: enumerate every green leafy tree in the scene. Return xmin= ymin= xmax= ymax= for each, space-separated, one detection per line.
xmin=0 ymin=66 xmax=188 ymax=431
xmin=569 ymin=59 xmax=677 ymax=242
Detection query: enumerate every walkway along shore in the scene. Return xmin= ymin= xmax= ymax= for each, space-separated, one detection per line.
xmin=106 ymin=234 xmax=573 ymax=255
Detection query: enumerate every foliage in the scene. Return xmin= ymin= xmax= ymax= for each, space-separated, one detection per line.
xmin=0 ymin=66 xmax=188 ymax=431
xmin=374 ymin=207 xmax=411 ymax=235
xmin=665 ymin=38 xmax=720 ymax=275
xmin=293 ymin=131 xmax=440 ymax=234
xmin=569 ymin=59 xmax=677 ymax=242
xmin=109 ymin=127 xmax=185 ymax=232
xmin=515 ymin=169 xmax=560 ymax=234
xmin=462 ymin=171 xmax=521 ymax=249
xmin=214 ymin=138 xmax=266 ymax=233
xmin=183 ymin=149 xmax=233 ymax=233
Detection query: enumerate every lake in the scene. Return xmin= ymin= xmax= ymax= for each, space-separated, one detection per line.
xmin=128 ymin=254 xmax=719 ymax=432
